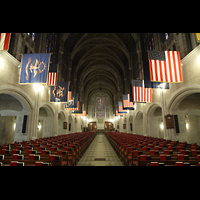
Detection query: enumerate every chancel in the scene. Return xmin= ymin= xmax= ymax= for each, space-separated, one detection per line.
xmin=0 ymin=33 xmax=200 ymax=166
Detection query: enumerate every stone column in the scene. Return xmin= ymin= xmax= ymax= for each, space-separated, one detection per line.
xmin=143 ymin=104 xmax=147 ymax=136
xmin=52 ymin=103 xmax=58 ymax=136
xmin=30 ymin=105 xmax=39 ymax=140
xmin=30 ymin=87 xmax=41 ymax=140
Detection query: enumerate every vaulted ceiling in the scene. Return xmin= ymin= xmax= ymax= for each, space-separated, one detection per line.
xmin=60 ymin=33 xmax=140 ymax=112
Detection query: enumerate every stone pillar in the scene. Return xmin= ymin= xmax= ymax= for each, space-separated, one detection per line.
xmin=143 ymin=104 xmax=147 ymax=136
xmin=30 ymin=108 xmax=39 ymax=140
xmin=190 ymin=33 xmax=198 ymax=50
xmin=52 ymin=104 xmax=58 ymax=136
xmin=31 ymin=90 xmax=40 ymax=140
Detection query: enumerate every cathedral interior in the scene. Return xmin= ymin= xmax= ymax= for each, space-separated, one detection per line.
xmin=1 ymin=33 xmax=200 ymax=166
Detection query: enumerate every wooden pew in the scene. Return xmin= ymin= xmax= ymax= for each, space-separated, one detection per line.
xmin=137 ymin=154 xmax=200 ymax=166
xmin=105 ymin=132 xmax=200 ymax=166
xmin=1 ymin=160 xmax=52 ymax=166
xmin=0 ymin=131 xmax=97 ymax=166
xmin=1 ymin=153 xmax=62 ymax=166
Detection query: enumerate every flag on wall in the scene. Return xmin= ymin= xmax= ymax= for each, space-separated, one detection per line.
xmin=65 ymin=93 xmax=79 ymax=110
xmin=50 ymin=82 xmax=68 ymax=102
xmin=118 ymin=101 xmax=128 ymax=113
xmin=148 ymin=50 xmax=183 ymax=83
xmin=72 ymin=101 xmax=83 ymax=114
xmin=19 ymin=53 xmax=51 ymax=84
xmin=0 ymin=33 xmax=11 ymax=51
xmin=123 ymin=94 xmax=134 ymax=110
xmin=115 ymin=106 xmax=125 ymax=116
xmin=46 ymin=63 xmax=57 ymax=85
xmin=68 ymin=82 xmax=72 ymax=101
xmin=83 ymin=105 xmax=86 ymax=116
xmin=143 ymin=61 xmax=169 ymax=89
xmin=132 ymin=80 xmax=152 ymax=102
xmin=76 ymin=104 xmax=86 ymax=117
xmin=130 ymin=83 xmax=133 ymax=102
xmin=40 ymin=63 xmax=57 ymax=86
xmin=116 ymin=110 xmax=125 ymax=116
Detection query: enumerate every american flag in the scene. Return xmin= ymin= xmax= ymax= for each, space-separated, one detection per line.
xmin=123 ymin=94 xmax=134 ymax=109
xmin=71 ymin=100 xmax=80 ymax=111
xmin=0 ymin=33 xmax=11 ymax=51
xmin=132 ymin=80 xmax=152 ymax=102
xmin=118 ymin=101 xmax=127 ymax=113
xmin=149 ymin=50 xmax=182 ymax=83
xmin=83 ymin=104 xmax=86 ymax=116
xmin=41 ymin=63 xmax=57 ymax=86
xmin=143 ymin=61 xmax=169 ymax=89
xmin=116 ymin=105 xmax=125 ymax=116
xmin=116 ymin=110 xmax=125 ymax=116
xmin=68 ymin=82 xmax=72 ymax=101
xmin=76 ymin=104 xmax=86 ymax=117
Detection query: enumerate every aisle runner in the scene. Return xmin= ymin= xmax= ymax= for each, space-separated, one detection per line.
xmin=77 ymin=134 xmax=123 ymax=166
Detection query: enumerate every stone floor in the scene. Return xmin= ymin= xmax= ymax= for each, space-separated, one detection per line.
xmin=77 ymin=133 xmax=123 ymax=166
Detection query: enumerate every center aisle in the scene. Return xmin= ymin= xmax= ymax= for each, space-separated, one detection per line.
xmin=77 ymin=133 xmax=123 ymax=166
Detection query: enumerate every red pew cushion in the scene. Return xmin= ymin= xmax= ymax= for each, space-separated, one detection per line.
xmin=160 ymin=154 xmax=166 ymax=160
xmin=175 ymin=162 xmax=184 ymax=166
xmin=140 ymin=155 xmax=146 ymax=161
xmin=178 ymin=154 xmax=184 ymax=160
xmin=150 ymin=162 xmax=159 ymax=166
xmin=164 ymin=150 xmax=169 ymax=154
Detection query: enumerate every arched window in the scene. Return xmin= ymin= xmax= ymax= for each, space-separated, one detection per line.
xmin=45 ymin=33 xmax=59 ymax=63
xmin=92 ymin=94 xmax=109 ymax=118
xmin=27 ymin=33 xmax=35 ymax=41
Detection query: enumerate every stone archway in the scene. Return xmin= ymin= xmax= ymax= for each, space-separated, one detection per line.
xmin=0 ymin=86 xmax=33 ymax=144
xmin=135 ymin=111 xmax=143 ymax=135
xmin=38 ymin=104 xmax=54 ymax=138
xmin=68 ymin=115 xmax=73 ymax=133
xmin=123 ymin=117 xmax=127 ymax=132
xmin=168 ymin=90 xmax=200 ymax=145
xmin=58 ymin=111 xmax=66 ymax=135
xmin=128 ymin=115 xmax=133 ymax=133
xmin=146 ymin=104 xmax=163 ymax=138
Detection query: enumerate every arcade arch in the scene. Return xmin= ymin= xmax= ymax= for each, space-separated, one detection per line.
xmin=38 ymin=105 xmax=54 ymax=138
xmin=0 ymin=92 xmax=31 ymax=145
xmin=168 ymin=89 xmax=200 ymax=145
xmin=147 ymin=104 xmax=163 ymax=138
xmin=128 ymin=115 xmax=133 ymax=133
xmin=58 ymin=111 xmax=66 ymax=135
xmin=68 ymin=115 xmax=73 ymax=133
xmin=135 ymin=111 xmax=143 ymax=135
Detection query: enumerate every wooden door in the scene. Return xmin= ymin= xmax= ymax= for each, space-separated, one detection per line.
xmin=104 ymin=122 xmax=113 ymax=131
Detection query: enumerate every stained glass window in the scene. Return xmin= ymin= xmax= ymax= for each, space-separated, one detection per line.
xmin=31 ymin=33 xmax=35 ymax=41
xmin=45 ymin=33 xmax=59 ymax=63
xmin=165 ymin=33 xmax=169 ymax=40
xmin=141 ymin=33 xmax=155 ymax=61
xmin=27 ymin=33 xmax=35 ymax=41
xmin=91 ymin=94 xmax=109 ymax=118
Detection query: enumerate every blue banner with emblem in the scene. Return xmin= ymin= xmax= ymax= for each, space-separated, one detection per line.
xmin=50 ymin=82 xmax=68 ymax=102
xmin=65 ymin=93 xmax=79 ymax=110
xmin=72 ymin=101 xmax=83 ymax=114
xmin=19 ymin=53 xmax=51 ymax=84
